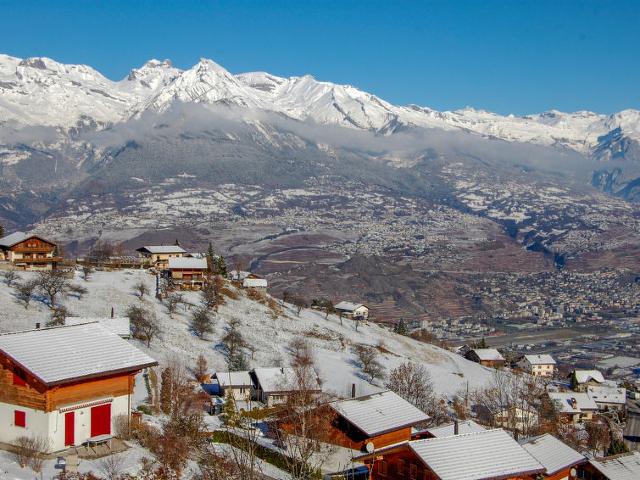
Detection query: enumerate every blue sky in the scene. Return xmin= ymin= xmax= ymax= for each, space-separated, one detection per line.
xmin=0 ymin=0 xmax=638 ymax=114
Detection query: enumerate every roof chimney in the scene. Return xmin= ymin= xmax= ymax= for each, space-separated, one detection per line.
xmin=454 ymin=419 xmax=459 ymax=435
xmin=35 ymin=322 xmax=40 ymax=330
xmin=111 ymin=306 xmax=114 ymax=318
xmin=351 ymin=383 xmax=356 ymax=399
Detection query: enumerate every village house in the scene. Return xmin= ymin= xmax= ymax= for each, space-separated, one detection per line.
xmin=582 ymin=451 xmax=640 ymax=479
xmin=421 ymin=419 xmax=486 ymax=438
xmin=64 ymin=317 xmax=131 ymax=339
xmin=136 ymin=245 xmax=186 ymax=269
xmin=212 ymin=371 xmax=253 ymax=401
xmin=465 ymin=348 xmax=506 ymax=368
xmin=0 ymin=323 xmax=156 ymax=453
xmin=587 ymin=385 xmax=627 ymax=413
xmin=357 ymin=428 xmax=545 ymax=480
xmin=325 ymin=390 xmax=430 ymax=451
xmin=493 ymin=405 xmax=539 ymax=434
xmin=520 ymin=433 xmax=587 ymax=479
xmin=518 ymin=354 xmax=556 ymax=377
xmin=570 ymin=369 xmax=606 ymax=392
xmin=167 ymin=257 xmax=207 ymax=290
xmin=250 ymin=367 xmax=321 ymax=407
xmin=0 ymin=232 xmax=60 ymax=271
xmin=242 ymin=276 xmax=268 ymax=290
xmin=334 ymin=301 xmax=369 ymax=320
xmin=548 ymin=391 xmax=599 ymax=423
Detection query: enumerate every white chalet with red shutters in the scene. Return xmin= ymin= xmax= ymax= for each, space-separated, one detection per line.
xmin=0 ymin=323 xmax=156 ymax=453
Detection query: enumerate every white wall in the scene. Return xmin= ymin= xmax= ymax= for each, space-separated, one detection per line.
xmin=0 ymin=394 xmax=130 ymax=453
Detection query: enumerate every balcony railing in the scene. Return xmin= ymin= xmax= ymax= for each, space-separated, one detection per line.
xmin=15 ymin=256 xmax=63 ymax=263
xmin=12 ymin=247 xmax=56 ymax=253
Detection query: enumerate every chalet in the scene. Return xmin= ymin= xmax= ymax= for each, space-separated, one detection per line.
xmin=0 ymin=232 xmax=60 ymax=271
xmin=587 ymin=385 xmax=627 ymax=412
xmin=570 ymin=369 xmax=605 ymax=392
xmin=250 ymin=367 xmax=321 ymax=407
xmin=465 ymin=348 xmax=506 ymax=368
xmin=518 ymin=354 xmax=556 ymax=377
xmin=548 ymin=392 xmax=598 ymax=423
xmin=64 ymin=317 xmax=131 ymax=339
xmin=520 ymin=433 xmax=586 ymax=479
xmin=0 ymin=323 xmax=156 ymax=453
xmin=334 ymin=301 xmax=369 ymax=320
xmin=357 ymin=429 xmax=545 ymax=480
xmin=242 ymin=277 xmax=268 ymax=290
xmin=326 ymin=390 xmax=429 ymax=451
xmin=213 ymin=371 xmax=253 ymax=401
xmin=422 ymin=419 xmax=486 ymax=438
xmin=136 ymin=245 xmax=186 ymax=269
xmin=493 ymin=405 xmax=539 ymax=434
xmin=583 ymin=451 xmax=640 ymax=480
xmin=167 ymin=257 xmax=207 ymax=290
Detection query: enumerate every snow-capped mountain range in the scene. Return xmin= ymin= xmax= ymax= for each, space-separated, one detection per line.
xmin=1 ymin=53 xmax=638 ymax=158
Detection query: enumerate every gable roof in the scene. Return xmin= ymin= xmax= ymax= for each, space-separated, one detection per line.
xmin=471 ymin=348 xmax=505 ymax=361
xmin=426 ymin=419 xmax=486 ymax=438
xmin=214 ymin=371 xmax=252 ymax=387
xmin=589 ymin=452 xmax=640 ymax=480
xmin=573 ymin=369 xmax=605 ymax=384
xmin=523 ymin=354 xmax=556 ymax=365
xmin=334 ymin=301 xmax=366 ymax=312
xmin=587 ymin=385 xmax=627 ymax=405
xmin=331 ymin=390 xmax=429 ymax=437
xmin=0 ymin=323 xmax=157 ymax=386
xmin=168 ymin=257 xmax=207 ymax=269
xmin=0 ymin=231 xmax=54 ymax=248
xmin=65 ymin=317 xmax=131 ymax=338
xmin=243 ymin=278 xmax=268 ymax=288
xmin=521 ymin=433 xmax=586 ymax=475
xmin=137 ymin=245 xmax=186 ymax=254
xmin=548 ymin=392 xmax=598 ymax=413
xmin=408 ymin=429 xmax=544 ymax=480
xmin=251 ymin=367 xmax=320 ymax=394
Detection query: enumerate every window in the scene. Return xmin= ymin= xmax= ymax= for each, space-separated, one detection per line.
xmin=397 ymin=459 xmax=406 ymax=476
xmin=378 ymin=460 xmax=388 ymax=477
xmin=13 ymin=371 xmax=27 ymax=387
xmin=14 ymin=410 xmax=26 ymax=428
xmin=410 ymin=463 xmax=418 ymax=479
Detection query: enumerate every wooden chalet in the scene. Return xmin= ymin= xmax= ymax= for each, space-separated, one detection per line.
xmin=136 ymin=245 xmax=186 ymax=269
xmin=521 ymin=433 xmax=586 ymax=479
xmin=0 ymin=323 xmax=156 ymax=453
xmin=0 ymin=231 xmax=61 ymax=271
xmin=326 ymin=390 xmax=429 ymax=451
xmin=582 ymin=451 xmax=640 ymax=480
xmin=167 ymin=257 xmax=207 ymax=290
xmin=250 ymin=367 xmax=321 ymax=407
xmin=357 ymin=429 xmax=545 ymax=480
xmin=465 ymin=348 xmax=506 ymax=368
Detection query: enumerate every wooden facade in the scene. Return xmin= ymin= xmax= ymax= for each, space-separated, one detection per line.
xmin=465 ymin=351 xmax=506 ymax=368
xmin=0 ymin=352 xmax=135 ymax=412
xmin=327 ymin=412 xmax=413 ymax=451
xmin=0 ymin=235 xmax=60 ymax=270
xmin=170 ymin=267 xmax=206 ymax=290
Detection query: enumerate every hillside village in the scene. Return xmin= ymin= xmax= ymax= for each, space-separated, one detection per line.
xmin=0 ymin=229 xmax=639 ymax=479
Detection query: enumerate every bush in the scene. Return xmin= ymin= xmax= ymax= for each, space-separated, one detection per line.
xmin=13 ymin=435 xmax=48 ymax=471
xmin=113 ymin=414 xmax=132 ymax=440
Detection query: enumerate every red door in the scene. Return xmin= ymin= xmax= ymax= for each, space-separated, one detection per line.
xmin=64 ymin=412 xmax=75 ymax=446
xmin=90 ymin=404 xmax=111 ymax=437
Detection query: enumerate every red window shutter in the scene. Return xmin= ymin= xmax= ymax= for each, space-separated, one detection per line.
xmin=14 ymin=410 xmax=26 ymax=428
xmin=90 ymin=403 xmax=112 ymax=437
xmin=13 ymin=372 xmax=27 ymax=387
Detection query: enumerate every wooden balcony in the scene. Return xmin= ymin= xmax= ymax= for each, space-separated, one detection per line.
xmin=12 ymin=247 xmax=56 ymax=254
xmin=15 ymin=256 xmax=63 ymax=263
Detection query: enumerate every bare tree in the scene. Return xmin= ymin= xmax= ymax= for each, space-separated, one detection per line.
xmin=82 ymin=264 xmax=93 ymax=281
xmin=201 ymin=275 xmax=223 ymax=310
xmin=36 ymin=269 xmax=71 ymax=309
xmin=134 ymin=281 xmax=150 ymax=300
xmin=2 ymin=270 xmax=18 ymax=287
xmin=585 ymin=420 xmax=611 ymax=457
xmin=97 ymin=452 xmax=128 ymax=480
xmin=48 ymin=305 xmax=71 ymax=326
xmin=291 ymin=296 xmax=307 ymax=315
xmin=127 ymin=305 xmax=160 ymax=347
xmin=386 ymin=362 xmax=445 ymax=425
xmin=165 ymin=292 xmax=184 ymax=318
xmin=190 ymin=307 xmax=214 ymax=339
xmin=68 ymin=283 xmax=88 ymax=300
xmin=16 ymin=279 xmax=37 ymax=309
xmin=88 ymin=240 xmax=114 ymax=266
xmin=353 ymin=344 xmax=385 ymax=383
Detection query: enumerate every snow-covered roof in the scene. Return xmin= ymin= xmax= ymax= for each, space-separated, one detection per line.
xmin=243 ymin=278 xmax=267 ymax=288
xmin=523 ymin=354 xmax=556 ymax=365
xmin=0 ymin=323 xmax=156 ymax=386
xmin=331 ymin=390 xmax=429 ymax=437
xmin=214 ymin=371 xmax=252 ymax=387
xmin=334 ymin=301 xmax=366 ymax=312
xmin=251 ymin=367 xmax=320 ymax=393
xmin=588 ymin=385 xmax=627 ymax=405
xmin=426 ymin=419 xmax=486 ymax=438
xmin=168 ymin=257 xmax=207 ymax=269
xmin=229 ymin=270 xmax=251 ymax=280
xmin=0 ymin=231 xmax=53 ymax=248
xmin=521 ymin=433 xmax=586 ymax=475
xmin=573 ymin=369 xmax=605 ymax=384
xmin=408 ymin=429 xmax=544 ymax=480
xmin=65 ymin=317 xmax=131 ymax=338
xmin=589 ymin=451 xmax=640 ymax=480
xmin=471 ymin=348 xmax=505 ymax=361
xmin=548 ymin=392 xmax=598 ymax=413
xmin=137 ymin=245 xmax=186 ymax=254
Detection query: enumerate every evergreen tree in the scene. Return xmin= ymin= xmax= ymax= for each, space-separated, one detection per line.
xmin=0 ymin=222 xmax=4 ymax=238
xmin=223 ymin=394 xmax=238 ymax=426
xmin=394 ymin=318 xmax=408 ymax=336
xmin=216 ymin=255 xmax=228 ymax=277
xmin=160 ymin=367 xmax=174 ymax=414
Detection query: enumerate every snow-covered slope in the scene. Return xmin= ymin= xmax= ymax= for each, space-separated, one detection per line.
xmin=0 ymin=269 xmax=494 ymax=398
xmin=0 ymin=53 xmax=638 ymax=156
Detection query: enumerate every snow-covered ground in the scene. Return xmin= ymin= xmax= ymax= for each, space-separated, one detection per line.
xmin=0 ymin=269 xmax=493 ymax=399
